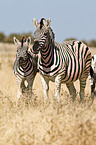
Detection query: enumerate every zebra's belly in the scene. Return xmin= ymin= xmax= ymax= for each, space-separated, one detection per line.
xmin=61 ymin=76 xmax=79 ymax=83
xmin=40 ymin=72 xmax=55 ymax=82
xmin=61 ymin=71 xmax=81 ymax=83
xmin=39 ymin=58 xmax=84 ymax=83
xmin=40 ymin=73 xmax=81 ymax=85
xmin=39 ymin=67 xmax=83 ymax=83
xmin=40 ymin=72 xmax=79 ymax=84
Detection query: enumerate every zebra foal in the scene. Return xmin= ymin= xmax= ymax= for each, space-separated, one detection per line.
xmin=13 ymin=36 xmax=38 ymax=99
xmin=32 ymin=18 xmax=92 ymax=102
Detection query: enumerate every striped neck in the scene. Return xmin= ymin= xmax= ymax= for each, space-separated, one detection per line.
xmin=40 ymin=42 xmax=54 ymax=67
xmin=19 ymin=57 xmax=30 ymax=70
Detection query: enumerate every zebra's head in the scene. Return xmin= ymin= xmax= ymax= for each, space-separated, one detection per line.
xmin=13 ymin=36 xmax=31 ymax=65
xmin=32 ymin=18 xmax=55 ymax=54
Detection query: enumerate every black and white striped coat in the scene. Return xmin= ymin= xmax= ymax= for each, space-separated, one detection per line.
xmin=89 ymin=54 xmax=96 ymax=101
xmin=32 ymin=18 xmax=92 ymax=102
xmin=13 ymin=36 xmax=38 ymax=98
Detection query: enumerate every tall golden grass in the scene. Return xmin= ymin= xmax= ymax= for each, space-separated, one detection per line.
xmin=0 ymin=43 xmax=96 ymax=145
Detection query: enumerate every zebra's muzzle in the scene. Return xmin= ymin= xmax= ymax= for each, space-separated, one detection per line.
xmin=33 ymin=41 xmax=40 ymax=54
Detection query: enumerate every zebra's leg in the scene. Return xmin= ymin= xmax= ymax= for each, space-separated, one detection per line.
xmin=91 ymin=83 xmax=95 ymax=102
xmin=66 ymin=83 xmax=76 ymax=101
xmin=27 ymin=77 xmax=34 ymax=98
xmin=17 ymin=77 xmax=22 ymax=99
xmin=89 ymin=75 xmax=95 ymax=102
xmin=79 ymin=74 xmax=86 ymax=102
xmin=40 ymin=75 xmax=49 ymax=99
xmin=55 ymin=75 xmax=61 ymax=101
xmin=21 ymin=79 xmax=25 ymax=94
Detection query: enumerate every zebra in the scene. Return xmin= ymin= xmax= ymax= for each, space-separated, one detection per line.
xmin=13 ymin=36 xmax=38 ymax=99
xmin=32 ymin=18 xmax=92 ymax=102
xmin=89 ymin=55 xmax=96 ymax=102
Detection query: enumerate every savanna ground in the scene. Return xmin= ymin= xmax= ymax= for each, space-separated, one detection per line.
xmin=0 ymin=43 xmax=96 ymax=145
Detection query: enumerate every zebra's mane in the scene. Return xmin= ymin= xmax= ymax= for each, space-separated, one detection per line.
xmin=48 ymin=27 xmax=55 ymax=43
xmin=21 ymin=36 xmax=26 ymax=47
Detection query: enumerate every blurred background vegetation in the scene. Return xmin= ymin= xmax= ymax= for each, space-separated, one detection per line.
xmin=0 ymin=32 xmax=34 ymax=44
xmin=0 ymin=32 xmax=96 ymax=47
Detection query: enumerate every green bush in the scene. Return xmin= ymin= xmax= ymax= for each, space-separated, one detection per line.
xmin=0 ymin=32 xmax=5 ymax=42
xmin=4 ymin=32 xmax=34 ymax=44
xmin=5 ymin=33 xmax=21 ymax=43
xmin=88 ymin=40 xmax=96 ymax=47
xmin=64 ymin=38 xmax=77 ymax=41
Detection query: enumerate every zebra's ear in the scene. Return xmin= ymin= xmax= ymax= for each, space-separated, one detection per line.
xmin=33 ymin=18 xmax=40 ymax=28
xmin=26 ymin=37 xmax=31 ymax=46
xmin=43 ymin=18 xmax=51 ymax=28
xmin=13 ymin=37 xmax=20 ymax=45
xmin=46 ymin=18 xmax=51 ymax=27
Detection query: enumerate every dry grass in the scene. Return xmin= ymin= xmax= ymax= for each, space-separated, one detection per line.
xmin=0 ymin=43 xmax=96 ymax=145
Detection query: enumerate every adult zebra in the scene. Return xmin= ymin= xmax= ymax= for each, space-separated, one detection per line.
xmin=13 ymin=36 xmax=38 ymax=99
xmin=32 ymin=18 xmax=92 ymax=102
